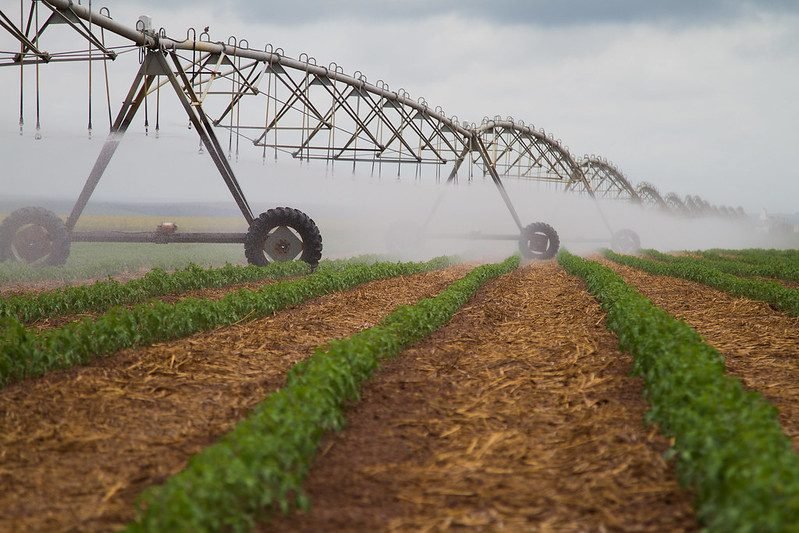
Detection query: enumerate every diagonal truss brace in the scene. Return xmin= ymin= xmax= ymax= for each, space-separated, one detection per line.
xmin=472 ymin=136 xmax=524 ymax=231
xmin=442 ymin=135 xmax=524 ymax=231
xmin=8 ymin=1 xmax=117 ymax=65
xmin=0 ymin=9 xmax=49 ymax=61
xmin=66 ymin=50 xmax=254 ymax=231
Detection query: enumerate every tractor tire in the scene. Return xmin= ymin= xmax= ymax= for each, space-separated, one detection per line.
xmin=0 ymin=206 xmax=71 ymax=266
xmin=519 ymin=222 xmax=559 ymax=260
xmin=611 ymin=229 xmax=641 ymax=254
xmin=244 ymin=207 xmax=323 ymax=268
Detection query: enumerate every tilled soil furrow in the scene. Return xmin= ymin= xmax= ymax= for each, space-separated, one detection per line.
xmin=603 ymin=259 xmax=799 ymax=447
xmin=0 ymin=265 xmax=470 ymax=532
xmin=266 ymin=263 xmax=696 ymax=531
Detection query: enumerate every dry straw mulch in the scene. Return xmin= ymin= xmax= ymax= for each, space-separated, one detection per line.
xmin=266 ymin=263 xmax=697 ymax=532
xmin=0 ymin=266 xmax=471 ymax=532
xmin=603 ymin=259 xmax=799 ymax=448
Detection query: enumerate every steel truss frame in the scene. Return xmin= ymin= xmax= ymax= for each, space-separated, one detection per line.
xmin=578 ymin=157 xmax=639 ymax=201
xmin=636 ymin=182 xmax=668 ymax=209
xmin=3 ymin=0 xmax=605 ymax=245
xmin=665 ymin=193 xmax=689 ymax=215
xmin=0 ymin=1 xmax=120 ymax=67
xmin=64 ymin=49 xmax=255 ymax=245
xmin=2 ymin=0 xmax=739 ymax=260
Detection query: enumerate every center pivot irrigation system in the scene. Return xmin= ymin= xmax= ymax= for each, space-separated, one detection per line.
xmin=0 ymin=1 xmax=742 ymax=267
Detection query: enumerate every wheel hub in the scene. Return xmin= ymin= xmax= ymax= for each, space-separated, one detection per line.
xmin=264 ymin=225 xmax=303 ymax=261
xmin=611 ymin=229 xmax=641 ymax=254
xmin=527 ymin=232 xmax=551 ymax=254
xmin=11 ymin=224 xmax=53 ymax=263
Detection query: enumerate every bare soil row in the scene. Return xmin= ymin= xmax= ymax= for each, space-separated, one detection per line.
xmin=0 ymin=266 xmax=470 ymax=532
xmin=602 ymin=259 xmax=799 ymax=448
xmin=3 ymin=259 xmax=798 ymax=531
xmin=265 ymin=263 xmax=697 ymax=531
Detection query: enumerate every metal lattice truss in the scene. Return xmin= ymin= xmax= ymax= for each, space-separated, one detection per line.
xmin=578 ymin=157 xmax=639 ymax=201
xmin=665 ymin=192 xmax=688 ymax=214
xmin=469 ymin=120 xmax=591 ymax=192
xmin=636 ymin=182 xmax=668 ymax=209
xmin=195 ymin=52 xmax=471 ymax=177
xmin=1 ymin=0 xmax=743 ymax=221
xmin=0 ymin=1 xmax=127 ymax=66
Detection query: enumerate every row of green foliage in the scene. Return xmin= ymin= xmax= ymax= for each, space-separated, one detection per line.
xmin=703 ymin=248 xmax=799 ymax=265
xmin=0 ymin=257 xmax=453 ymax=388
xmin=604 ymin=250 xmax=799 ymax=316
xmin=700 ymin=249 xmax=799 ymax=276
xmin=0 ymin=243 xmax=245 ymax=284
xmin=558 ymin=250 xmax=799 ymax=531
xmin=642 ymin=249 xmax=799 ymax=283
xmin=0 ymin=262 xmax=312 ymax=324
xmin=1 ymin=257 xmax=388 ymax=324
xmin=128 ymin=255 xmax=520 ymax=532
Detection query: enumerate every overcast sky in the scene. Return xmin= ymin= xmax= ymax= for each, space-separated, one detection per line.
xmin=1 ymin=0 xmax=797 ymax=214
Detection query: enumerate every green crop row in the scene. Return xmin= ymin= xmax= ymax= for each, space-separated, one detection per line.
xmin=1 ymin=257 xmax=393 ymax=325
xmin=1 ymin=262 xmax=310 ymax=324
xmin=604 ymin=250 xmax=799 ymax=316
xmin=127 ymin=255 xmax=520 ymax=532
xmin=698 ymin=249 xmax=799 ymax=277
xmin=641 ymin=249 xmax=799 ymax=283
xmin=0 ymin=257 xmax=454 ymax=388
xmin=703 ymin=248 xmax=799 ymax=265
xmin=0 ymin=243 xmax=245 ymax=284
xmin=558 ymin=250 xmax=799 ymax=531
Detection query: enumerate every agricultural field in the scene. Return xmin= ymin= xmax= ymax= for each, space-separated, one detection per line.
xmin=1 ymin=248 xmax=798 ymax=531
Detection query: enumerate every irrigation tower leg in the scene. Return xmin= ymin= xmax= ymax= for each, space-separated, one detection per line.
xmin=426 ymin=138 xmax=524 ymax=232
xmin=473 ymin=135 xmax=524 ymax=231
xmin=65 ymin=62 xmax=154 ymax=231
xmin=446 ymin=144 xmax=470 ymax=184
xmin=65 ymin=50 xmax=255 ymax=232
xmin=161 ymin=51 xmax=254 ymax=225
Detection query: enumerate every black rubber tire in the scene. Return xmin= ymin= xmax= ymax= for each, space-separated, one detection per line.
xmin=519 ymin=222 xmax=560 ymax=260
xmin=244 ymin=207 xmax=323 ymax=267
xmin=0 ymin=206 xmax=71 ymax=266
xmin=611 ymin=228 xmax=641 ymax=254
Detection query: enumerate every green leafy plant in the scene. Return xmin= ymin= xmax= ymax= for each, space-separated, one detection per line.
xmin=559 ymin=250 xmax=799 ymax=531
xmin=604 ymin=250 xmax=799 ymax=316
xmin=0 ymin=242 xmax=244 ymax=284
xmin=0 ymin=257 xmax=454 ymax=388
xmin=127 ymin=255 xmax=519 ymax=532
xmin=641 ymin=249 xmax=799 ymax=283
xmin=0 ymin=257 xmax=396 ymax=324
xmin=0 ymin=262 xmax=307 ymax=323
xmin=702 ymin=248 xmax=799 ymax=265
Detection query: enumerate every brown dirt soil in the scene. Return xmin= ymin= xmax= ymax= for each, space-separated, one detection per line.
xmin=265 ymin=263 xmax=697 ymax=532
xmin=602 ymin=259 xmax=799 ymax=448
xmin=27 ymin=277 xmax=290 ymax=331
xmin=0 ymin=265 xmax=471 ymax=532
